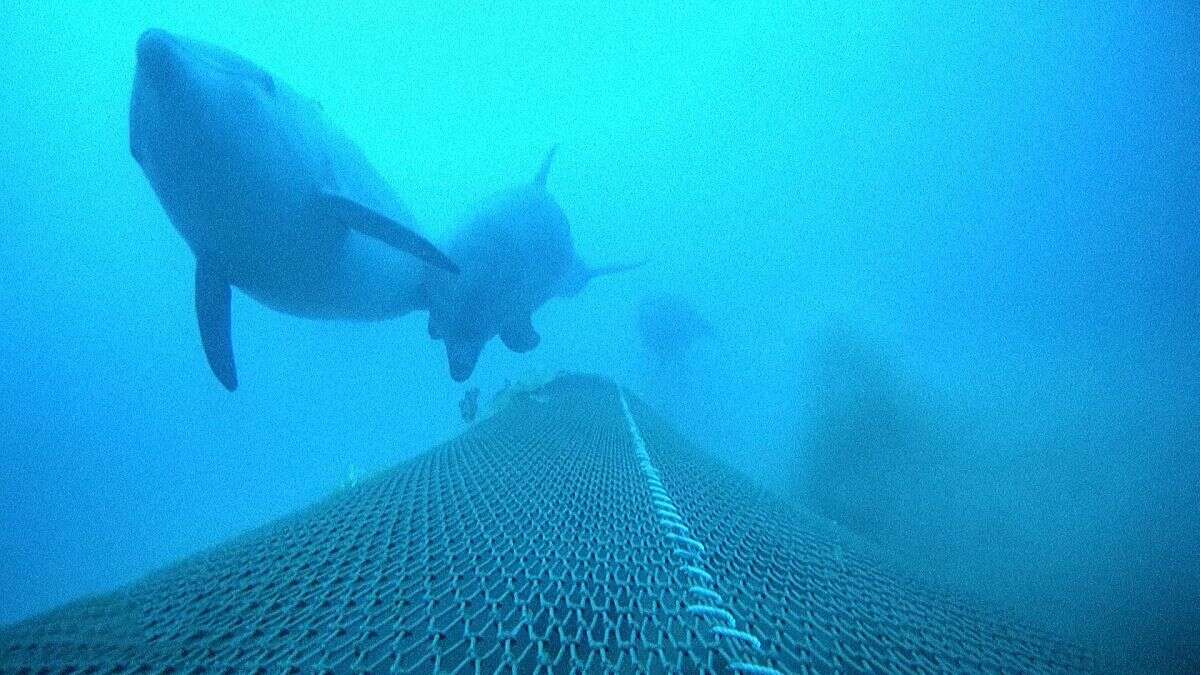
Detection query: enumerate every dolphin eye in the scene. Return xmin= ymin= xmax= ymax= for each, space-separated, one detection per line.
xmin=258 ymin=73 xmax=275 ymax=95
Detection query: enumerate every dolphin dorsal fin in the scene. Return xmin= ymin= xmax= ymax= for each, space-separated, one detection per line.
xmin=533 ymin=145 xmax=558 ymax=188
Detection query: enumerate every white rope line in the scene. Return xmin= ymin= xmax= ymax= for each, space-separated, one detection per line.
xmin=618 ymin=391 xmax=782 ymax=675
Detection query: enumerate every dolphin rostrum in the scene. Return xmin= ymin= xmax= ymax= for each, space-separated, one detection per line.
xmin=130 ymin=29 xmax=457 ymax=390
xmin=425 ymin=148 xmax=644 ymax=381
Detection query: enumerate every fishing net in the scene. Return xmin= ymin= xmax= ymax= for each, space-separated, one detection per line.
xmin=0 ymin=374 xmax=1094 ymax=672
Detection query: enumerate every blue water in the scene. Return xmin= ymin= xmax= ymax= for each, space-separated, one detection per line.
xmin=1 ymin=2 xmax=1196 ymax=669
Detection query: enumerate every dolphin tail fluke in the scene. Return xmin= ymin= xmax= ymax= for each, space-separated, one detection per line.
xmin=533 ymin=145 xmax=558 ymax=188
xmin=314 ymin=191 xmax=459 ymax=274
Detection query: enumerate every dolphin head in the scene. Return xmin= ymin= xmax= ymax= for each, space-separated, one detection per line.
xmin=132 ymin=30 xmax=278 ymax=144
xmin=134 ymin=30 xmax=182 ymax=94
xmin=130 ymin=29 xmax=291 ymax=257
xmin=445 ymin=337 xmax=485 ymax=383
xmin=428 ymin=290 xmax=492 ymax=382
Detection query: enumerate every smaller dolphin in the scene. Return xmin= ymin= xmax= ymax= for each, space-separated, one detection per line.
xmin=637 ymin=294 xmax=714 ymax=361
xmin=426 ymin=148 xmax=643 ymax=381
xmin=130 ymin=30 xmax=457 ymax=390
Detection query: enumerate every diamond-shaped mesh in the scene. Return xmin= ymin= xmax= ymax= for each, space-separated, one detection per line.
xmin=0 ymin=374 xmax=1094 ymax=672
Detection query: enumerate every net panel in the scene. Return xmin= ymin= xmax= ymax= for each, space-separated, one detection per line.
xmin=624 ymin=392 xmax=1095 ymax=673
xmin=0 ymin=374 xmax=1094 ymax=673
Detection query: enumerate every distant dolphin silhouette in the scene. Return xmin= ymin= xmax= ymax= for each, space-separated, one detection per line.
xmin=425 ymin=148 xmax=644 ymax=381
xmin=637 ymin=294 xmax=714 ymax=360
xmin=129 ymin=29 xmax=457 ymax=391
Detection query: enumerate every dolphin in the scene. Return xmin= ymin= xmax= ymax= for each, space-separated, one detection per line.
xmin=129 ymin=29 xmax=457 ymax=391
xmin=637 ymin=293 xmax=714 ymax=360
xmin=425 ymin=148 xmax=644 ymax=381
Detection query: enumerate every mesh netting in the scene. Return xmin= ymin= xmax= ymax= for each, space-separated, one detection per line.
xmin=0 ymin=374 xmax=1094 ymax=673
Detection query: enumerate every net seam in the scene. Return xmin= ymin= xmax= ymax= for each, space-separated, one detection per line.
xmin=618 ymin=390 xmax=782 ymax=675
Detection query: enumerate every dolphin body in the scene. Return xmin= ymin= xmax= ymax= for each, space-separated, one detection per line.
xmin=425 ymin=149 xmax=643 ymax=381
xmin=130 ymin=29 xmax=457 ymax=391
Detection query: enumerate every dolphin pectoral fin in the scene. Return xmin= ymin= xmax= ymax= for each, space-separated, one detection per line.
xmin=533 ymin=145 xmax=557 ymax=188
xmin=500 ymin=317 xmax=540 ymax=353
xmin=445 ymin=339 xmax=483 ymax=382
xmin=586 ymin=257 xmax=649 ymax=280
xmin=194 ymin=260 xmax=238 ymax=391
xmin=314 ymin=191 xmax=459 ymax=274
xmin=559 ymin=257 xmax=648 ymax=297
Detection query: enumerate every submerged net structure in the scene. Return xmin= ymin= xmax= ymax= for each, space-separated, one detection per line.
xmin=0 ymin=374 xmax=1094 ymax=673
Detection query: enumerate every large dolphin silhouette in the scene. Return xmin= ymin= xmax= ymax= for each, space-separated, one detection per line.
xmin=130 ymin=29 xmax=457 ymax=391
xmin=426 ymin=148 xmax=643 ymax=381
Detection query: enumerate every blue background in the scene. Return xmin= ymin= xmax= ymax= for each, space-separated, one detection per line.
xmin=0 ymin=1 xmax=1196 ymax=668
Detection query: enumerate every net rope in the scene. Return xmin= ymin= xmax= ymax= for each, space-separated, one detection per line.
xmin=620 ymin=390 xmax=780 ymax=674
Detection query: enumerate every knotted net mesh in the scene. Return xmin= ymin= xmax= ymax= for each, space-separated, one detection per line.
xmin=0 ymin=374 xmax=1094 ymax=673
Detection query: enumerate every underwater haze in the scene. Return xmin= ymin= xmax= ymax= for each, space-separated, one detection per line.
xmin=1 ymin=1 xmax=1197 ymax=670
